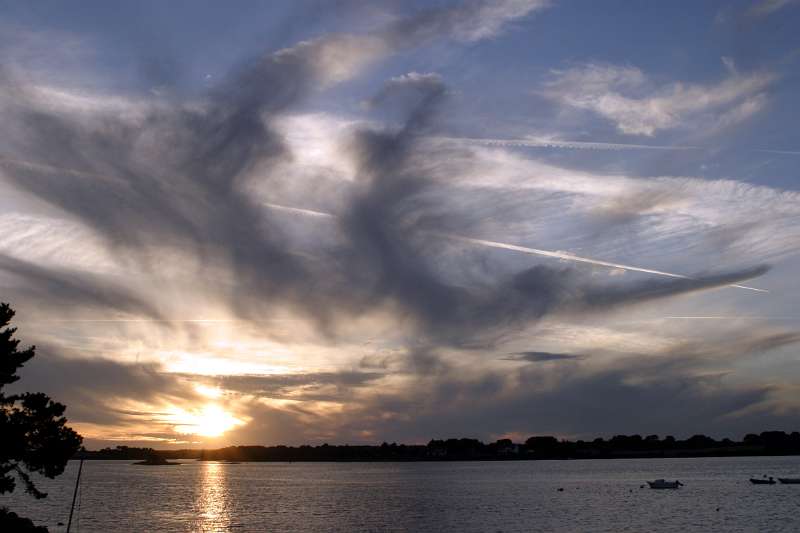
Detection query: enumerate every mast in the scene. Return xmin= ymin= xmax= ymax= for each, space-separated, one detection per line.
xmin=66 ymin=455 xmax=84 ymax=533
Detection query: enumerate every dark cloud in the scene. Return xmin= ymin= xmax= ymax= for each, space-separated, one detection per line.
xmin=0 ymin=3 xmax=770 ymax=349
xmin=5 ymin=348 xmax=199 ymax=430
xmin=229 ymin=331 xmax=800 ymax=444
xmin=314 ymin=346 xmax=800 ymax=444
xmin=336 ymin=71 xmax=769 ymax=345
xmin=577 ymin=265 xmax=770 ymax=310
xmin=0 ymin=1 xmax=784 ymax=446
xmin=502 ymin=351 xmax=583 ymax=362
xmin=9 ymin=326 xmax=799 ymax=448
xmin=0 ymin=253 xmax=161 ymax=319
xmin=209 ymin=371 xmax=385 ymax=402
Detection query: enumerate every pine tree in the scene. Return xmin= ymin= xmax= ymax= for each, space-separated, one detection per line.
xmin=0 ymin=302 xmax=82 ymax=530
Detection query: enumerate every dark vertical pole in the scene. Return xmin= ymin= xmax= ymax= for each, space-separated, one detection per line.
xmin=66 ymin=457 xmax=84 ymax=533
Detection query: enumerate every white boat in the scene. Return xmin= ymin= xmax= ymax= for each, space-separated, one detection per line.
xmin=647 ymin=479 xmax=683 ymax=489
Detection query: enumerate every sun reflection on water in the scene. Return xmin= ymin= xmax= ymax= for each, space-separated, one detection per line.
xmin=195 ymin=462 xmax=232 ymax=532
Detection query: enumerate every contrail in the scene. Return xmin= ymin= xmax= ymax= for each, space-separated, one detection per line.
xmin=665 ymin=316 xmax=796 ymax=320
xmin=428 ymin=136 xmax=702 ymax=152
xmin=0 ymin=156 xmax=101 ymax=177
xmin=439 ymin=234 xmax=767 ymax=292
xmin=432 ymin=137 xmax=800 ymax=157
xmin=0 ymin=157 xmax=768 ymax=293
xmin=265 ymin=203 xmax=767 ymax=293
xmin=264 ymin=203 xmax=336 ymax=218
xmin=754 ymin=149 xmax=800 ymax=156
xmin=30 ymin=319 xmax=240 ymax=323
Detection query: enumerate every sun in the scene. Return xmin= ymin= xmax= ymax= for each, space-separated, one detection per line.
xmin=168 ymin=404 xmax=245 ymax=438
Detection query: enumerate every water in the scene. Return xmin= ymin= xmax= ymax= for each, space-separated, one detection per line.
xmin=3 ymin=456 xmax=800 ymax=532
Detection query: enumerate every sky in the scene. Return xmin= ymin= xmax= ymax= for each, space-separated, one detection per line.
xmin=1 ymin=0 xmax=799 ymax=449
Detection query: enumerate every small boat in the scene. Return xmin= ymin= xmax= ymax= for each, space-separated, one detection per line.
xmin=778 ymin=478 xmax=800 ymax=484
xmin=647 ymin=479 xmax=683 ymax=489
xmin=750 ymin=477 xmax=776 ymax=485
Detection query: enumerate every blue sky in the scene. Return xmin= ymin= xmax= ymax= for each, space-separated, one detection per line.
xmin=1 ymin=0 xmax=799 ymax=447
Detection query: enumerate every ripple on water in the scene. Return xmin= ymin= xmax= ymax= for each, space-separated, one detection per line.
xmin=2 ymin=456 xmax=800 ymax=532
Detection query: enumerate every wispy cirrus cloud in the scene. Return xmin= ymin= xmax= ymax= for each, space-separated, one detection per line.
xmin=413 ymin=141 xmax=800 ymax=268
xmin=271 ymin=0 xmax=549 ymax=86
xmin=746 ymin=0 xmax=798 ymax=18
xmin=541 ymin=62 xmax=774 ymax=136
xmin=4 ymin=1 xmax=800 ymax=447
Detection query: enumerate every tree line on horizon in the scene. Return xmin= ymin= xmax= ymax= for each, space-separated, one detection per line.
xmin=84 ymin=430 xmax=800 ymax=462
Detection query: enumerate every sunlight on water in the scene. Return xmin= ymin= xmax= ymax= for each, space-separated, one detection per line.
xmin=194 ymin=462 xmax=231 ymax=531
xmin=4 ymin=456 xmax=800 ymax=532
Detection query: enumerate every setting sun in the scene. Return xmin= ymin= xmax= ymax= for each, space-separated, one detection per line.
xmin=168 ymin=404 xmax=245 ymax=438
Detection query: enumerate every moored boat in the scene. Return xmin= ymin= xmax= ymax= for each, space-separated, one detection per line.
xmin=778 ymin=477 xmax=800 ymax=484
xmin=647 ymin=479 xmax=682 ymax=489
xmin=750 ymin=477 xmax=776 ymax=485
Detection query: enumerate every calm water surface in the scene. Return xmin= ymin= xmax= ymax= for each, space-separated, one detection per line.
xmin=3 ymin=456 xmax=800 ymax=532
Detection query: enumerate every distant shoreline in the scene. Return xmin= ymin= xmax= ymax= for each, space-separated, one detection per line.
xmin=77 ymin=431 xmax=800 ymax=462
xmin=187 ymin=452 xmax=800 ymax=461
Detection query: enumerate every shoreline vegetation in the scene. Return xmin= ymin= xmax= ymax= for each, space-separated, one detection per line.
xmin=82 ymin=431 xmax=800 ymax=462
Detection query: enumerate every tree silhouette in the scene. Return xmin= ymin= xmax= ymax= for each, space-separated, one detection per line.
xmin=1 ymin=302 xmax=82 ymax=529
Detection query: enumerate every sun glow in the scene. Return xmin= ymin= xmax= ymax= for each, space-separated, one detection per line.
xmin=194 ymin=384 xmax=224 ymax=399
xmin=167 ymin=404 xmax=245 ymax=438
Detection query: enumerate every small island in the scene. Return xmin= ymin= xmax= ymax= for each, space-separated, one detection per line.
xmin=133 ymin=454 xmax=180 ymax=466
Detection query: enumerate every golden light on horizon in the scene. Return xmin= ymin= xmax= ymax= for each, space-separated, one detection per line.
xmin=168 ymin=403 xmax=246 ymax=438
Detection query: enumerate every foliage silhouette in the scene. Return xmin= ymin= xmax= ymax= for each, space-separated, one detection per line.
xmin=82 ymin=431 xmax=800 ymax=462
xmin=0 ymin=302 xmax=82 ymax=530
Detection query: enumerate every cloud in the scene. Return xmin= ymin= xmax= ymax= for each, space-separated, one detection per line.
xmin=272 ymin=0 xmax=548 ymax=85
xmin=2 ymin=2 xmax=796 ymax=446
xmin=385 ymin=0 xmax=549 ymax=44
xmin=410 ymin=141 xmax=800 ymax=269
xmin=210 ymin=371 xmax=385 ymax=402
xmin=0 ymin=2 xmax=554 ymax=342
xmin=439 ymin=234 xmax=767 ymax=292
xmin=9 ymin=317 xmax=800 ymax=447
xmin=433 ymin=135 xmax=701 ymax=151
xmin=369 ymin=72 xmax=445 ymax=104
xmin=0 ymin=60 xmax=774 ymax=350
xmin=218 ymin=336 xmax=800 ymax=444
xmin=5 ymin=349 xmax=204 ymax=444
xmin=320 ymin=333 xmax=800 ymax=442
xmin=502 ymin=351 xmax=582 ymax=362
xmin=542 ymin=63 xmax=774 ymax=136
xmin=746 ymin=0 xmax=798 ymax=17
xmin=0 ymin=253 xmax=161 ymax=319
